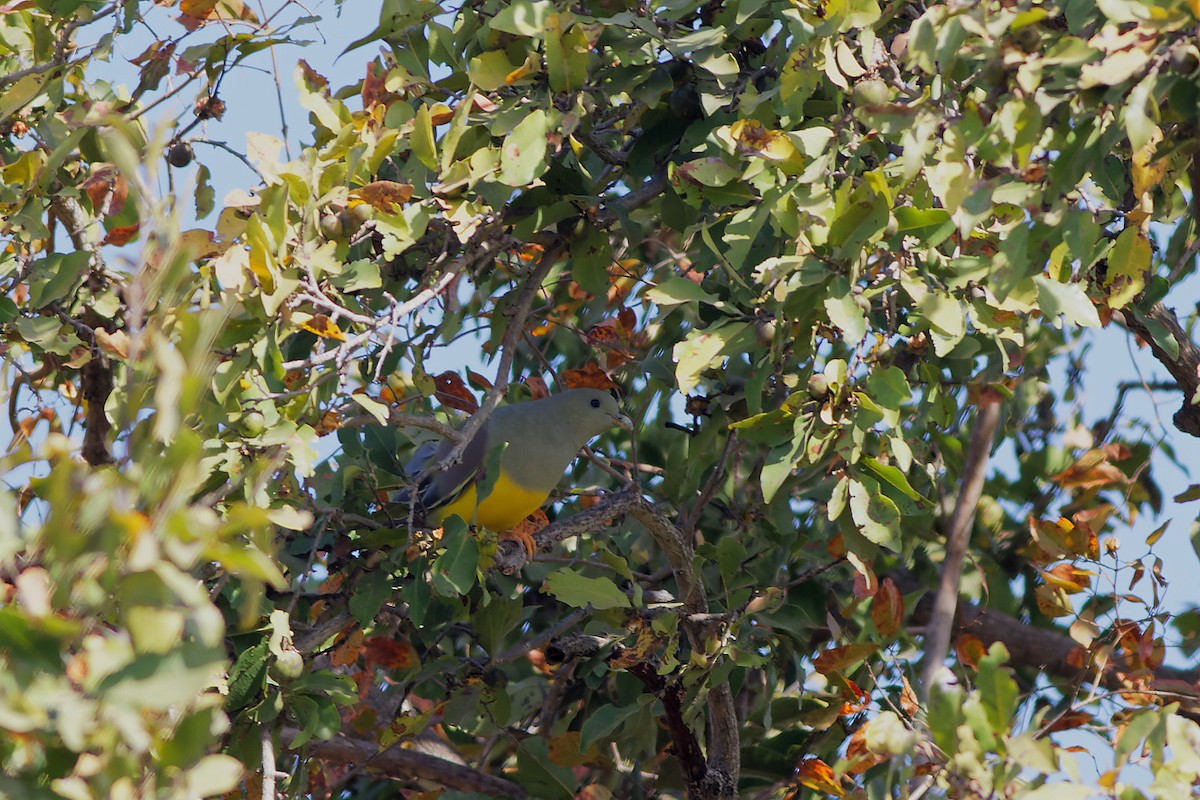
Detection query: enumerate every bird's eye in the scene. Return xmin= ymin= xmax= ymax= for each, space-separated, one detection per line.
xmin=590 ymin=398 xmax=601 ymax=408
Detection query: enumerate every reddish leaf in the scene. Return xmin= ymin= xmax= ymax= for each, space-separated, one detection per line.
xmin=465 ymin=368 xmax=493 ymax=392
xmin=524 ymin=376 xmax=550 ymax=400
xmin=331 ymin=627 xmax=364 ymax=667
xmin=351 ymin=181 xmax=414 ymax=212
xmin=812 ymin=643 xmax=876 ymax=675
xmin=362 ymin=636 xmax=418 ymax=670
xmin=844 ymin=724 xmax=888 ymax=774
xmin=794 ymin=757 xmax=845 ymax=796
xmin=954 ymin=634 xmax=986 ymax=669
xmin=102 ymin=224 xmax=140 ymax=246
xmin=562 ymin=361 xmax=618 ymax=391
xmin=1045 ymin=709 xmax=1094 ymax=733
xmin=871 ymin=577 xmax=904 ymax=638
xmin=433 ymin=372 xmax=479 ymax=412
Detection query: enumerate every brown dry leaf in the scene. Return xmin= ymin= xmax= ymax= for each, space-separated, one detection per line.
xmin=95 ymin=329 xmax=131 ymax=359
xmin=954 ymin=633 xmax=986 ymax=669
xmin=178 ymin=228 xmax=222 ymax=259
xmin=81 ymin=166 xmax=128 ymax=217
xmin=547 ymin=731 xmax=599 ymax=768
xmin=434 ymin=371 xmax=479 ymax=412
xmin=562 ymin=361 xmax=618 ymax=391
xmin=361 ymin=61 xmax=391 ymax=109
xmin=835 ymin=676 xmax=868 ymax=715
xmin=1042 ymin=562 xmax=1093 ymax=594
xmin=608 ymin=622 xmax=659 ymax=671
xmin=524 ymin=375 xmax=550 ymax=400
xmin=297 ymin=59 xmax=329 ymax=91
xmin=465 ymin=368 xmax=493 ymax=392
xmin=899 ymin=676 xmax=920 ymax=717
xmin=362 ymin=636 xmax=419 ymax=670
xmin=331 ymin=627 xmax=364 ymax=667
xmin=351 ymin=180 xmax=415 ymax=212
xmin=812 ymin=643 xmax=876 ymax=675
xmin=1045 ymin=709 xmax=1094 ymax=733
xmin=1051 ymin=449 xmax=1129 ymax=490
xmin=1034 ymin=582 xmax=1074 ymax=618
xmin=315 ymin=410 xmax=342 ymax=436
xmin=179 ymin=0 xmax=258 ymax=27
xmin=795 ymin=757 xmax=845 ymax=797
xmin=102 ymin=224 xmax=140 ymax=246
xmin=871 ymin=577 xmax=904 ymax=638
xmin=299 ymin=313 xmax=346 ymax=341
xmin=843 ymin=724 xmax=888 ymax=774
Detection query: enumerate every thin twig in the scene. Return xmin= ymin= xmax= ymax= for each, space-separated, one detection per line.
xmin=435 ymin=238 xmax=564 ymax=471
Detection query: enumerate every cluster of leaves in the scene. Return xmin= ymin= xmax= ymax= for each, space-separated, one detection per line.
xmin=6 ymin=0 xmax=1200 ymax=797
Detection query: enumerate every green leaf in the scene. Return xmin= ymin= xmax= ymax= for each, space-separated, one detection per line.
xmin=1115 ymin=708 xmax=1163 ymax=767
xmin=672 ymin=322 xmax=751 ymax=395
xmin=184 ymin=755 xmax=243 ymax=797
xmin=1033 ymin=276 xmax=1101 ymax=328
xmin=828 ymin=182 xmax=889 ymax=255
xmin=1175 ymin=485 xmax=1200 ymax=502
xmin=27 ymin=251 xmax=89 ymax=308
xmin=546 ymin=19 xmax=589 ymax=91
xmin=469 ymin=50 xmax=518 ymax=92
xmin=431 ymin=524 xmax=479 ymax=596
xmin=490 ymin=0 xmax=555 ymax=35
xmin=848 ymin=478 xmax=901 ymax=549
xmin=570 ymin=222 xmax=613 ymax=295
xmin=975 ymin=643 xmax=1018 ymax=733
xmin=411 ymin=103 xmax=438 ymax=171
xmin=580 ymin=703 xmax=641 ymax=750
xmin=861 ymin=458 xmax=931 ymax=506
xmin=543 ymin=568 xmax=630 ymax=610
xmin=645 ymin=277 xmax=720 ymax=307
xmin=97 ymin=642 xmax=225 ymax=710
xmin=1104 ymin=227 xmax=1151 ymax=310
xmin=894 ymin=206 xmax=954 ymax=246
xmin=499 ymin=109 xmax=550 ymax=187
xmin=823 ymin=278 xmax=867 ymax=341
xmin=349 ymin=569 xmax=393 ymax=626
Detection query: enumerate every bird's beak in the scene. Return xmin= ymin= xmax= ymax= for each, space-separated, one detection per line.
xmin=614 ymin=412 xmax=634 ymax=432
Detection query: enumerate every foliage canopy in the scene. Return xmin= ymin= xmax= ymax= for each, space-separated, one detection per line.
xmin=5 ymin=0 xmax=1200 ymax=797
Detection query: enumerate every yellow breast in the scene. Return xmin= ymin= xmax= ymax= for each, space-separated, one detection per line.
xmin=430 ymin=469 xmax=550 ymax=531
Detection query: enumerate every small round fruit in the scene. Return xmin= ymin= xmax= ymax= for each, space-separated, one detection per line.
xmin=270 ymin=649 xmax=305 ymax=681
xmin=166 ymin=142 xmax=193 ymax=168
xmin=319 ymin=213 xmax=343 ymax=240
xmin=808 ymin=373 xmax=830 ymax=400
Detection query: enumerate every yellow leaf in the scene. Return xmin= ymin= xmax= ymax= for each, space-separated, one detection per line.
xmin=505 ymin=54 xmax=538 ymax=84
xmin=298 ymin=313 xmax=346 ymax=341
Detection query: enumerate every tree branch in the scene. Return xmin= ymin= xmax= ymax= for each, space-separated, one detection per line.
xmin=282 ymin=727 xmax=528 ymax=799
xmin=434 ymin=237 xmax=565 ymax=472
xmin=1120 ymin=302 xmax=1200 ymax=437
xmin=898 ymin=571 xmax=1200 ymax=715
xmin=920 ymin=401 xmax=1002 ymax=697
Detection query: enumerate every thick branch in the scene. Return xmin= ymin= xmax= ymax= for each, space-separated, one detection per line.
xmin=921 ymin=401 xmax=1002 ymax=695
xmin=283 ymin=728 xmax=528 ymax=799
xmin=1121 ymin=302 xmax=1200 ymax=437
xmin=899 ymin=572 xmax=1200 ymax=712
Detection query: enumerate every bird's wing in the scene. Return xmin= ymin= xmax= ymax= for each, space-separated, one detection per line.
xmin=401 ymin=426 xmax=489 ymax=511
